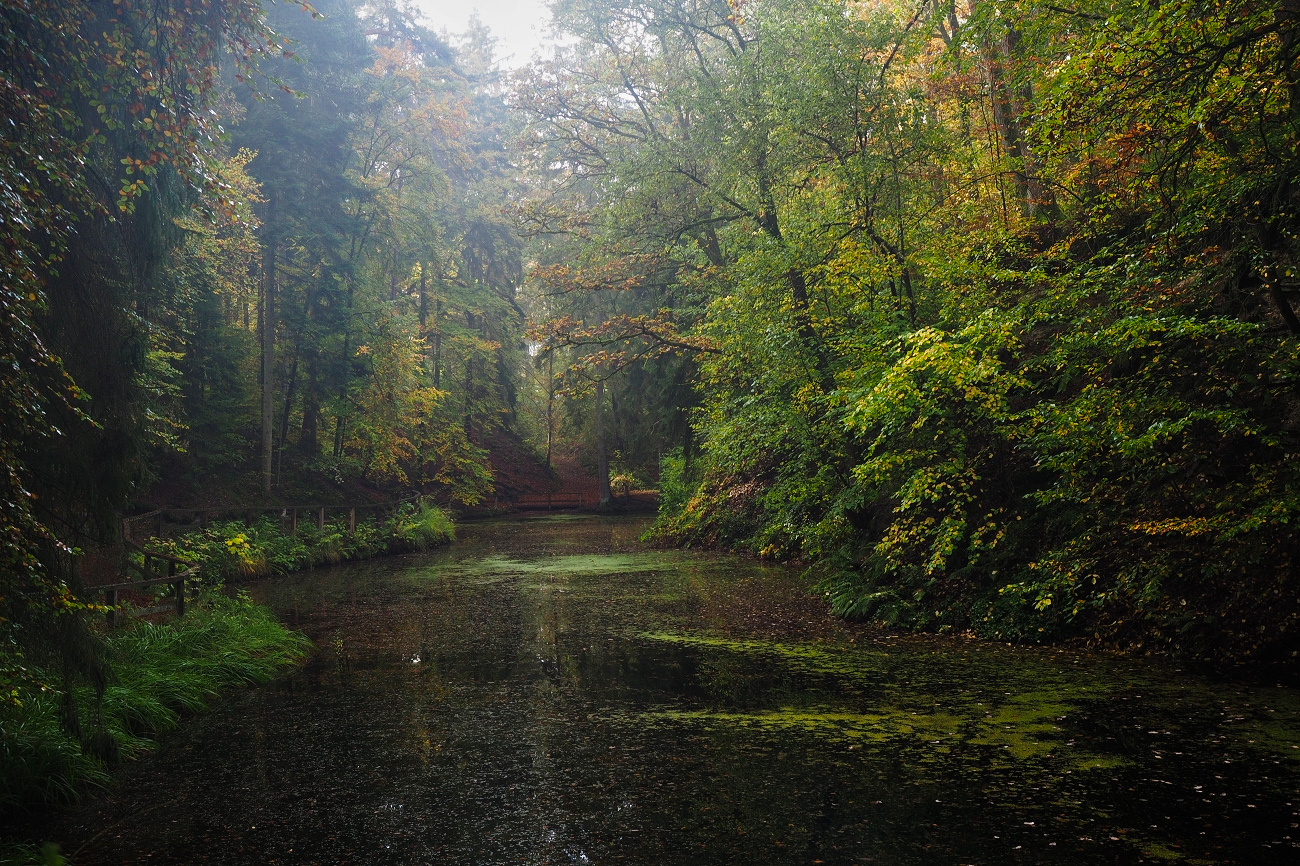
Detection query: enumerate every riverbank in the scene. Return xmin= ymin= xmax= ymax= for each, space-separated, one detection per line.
xmin=0 ymin=503 xmax=455 ymax=863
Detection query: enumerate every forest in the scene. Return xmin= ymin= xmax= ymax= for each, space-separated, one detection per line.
xmin=2 ymin=0 xmax=1300 ymax=781
xmin=526 ymin=0 xmax=1300 ymax=661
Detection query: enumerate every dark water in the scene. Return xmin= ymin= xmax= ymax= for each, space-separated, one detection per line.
xmin=43 ymin=516 xmax=1300 ymax=864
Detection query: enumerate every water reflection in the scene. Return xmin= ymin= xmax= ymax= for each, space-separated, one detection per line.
xmin=40 ymin=516 xmax=1300 ymax=864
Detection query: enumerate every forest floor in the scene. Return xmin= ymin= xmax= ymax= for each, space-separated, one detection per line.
xmin=137 ymin=430 xmax=651 ymax=520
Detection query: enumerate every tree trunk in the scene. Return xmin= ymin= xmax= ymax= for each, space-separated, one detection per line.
xmin=333 ymin=278 xmax=356 ymax=459
xmin=299 ymin=277 xmax=319 ymax=456
xmin=418 ymin=261 xmax=427 ymax=329
xmin=682 ymin=424 xmax=693 ymax=477
xmin=463 ymin=310 xmax=477 ymax=440
xmin=545 ymin=351 xmax=554 ymax=469
xmin=279 ymin=335 xmax=299 ymax=450
xmin=596 ymin=377 xmax=613 ymax=508
xmin=981 ymin=27 xmax=1055 ymax=219
xmin=260 ymin=242 xmax=276 ymax=495
xmin=433 ymin=296 xmax=442 ymax=390
xmin=464 ymin=357 xmax=474 ymax=440
xmin=301 ymin=353 xmax=319 ymax=456
xmin=982 ymin=37 xmax=1030 ymax=211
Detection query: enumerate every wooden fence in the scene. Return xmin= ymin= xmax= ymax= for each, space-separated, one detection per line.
xmin=95 ymin=539 xmax=199 ymax=626
xmin=108 ymin=497 xmax=420 ymax=625
xmin=121 ymin=498 xmax=420 ymax=544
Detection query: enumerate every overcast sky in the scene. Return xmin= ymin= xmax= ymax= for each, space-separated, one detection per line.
xmin=413 ymin=0 xmax=557 ymax=67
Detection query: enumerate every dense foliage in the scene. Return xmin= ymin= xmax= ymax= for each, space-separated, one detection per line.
xmin=519 ymin=0 xmax=1300 ymax=659
xmin=0 ymin=0 xmax=308 ymax=767
xmin=143 ymin=502 xmax=453 ymax=582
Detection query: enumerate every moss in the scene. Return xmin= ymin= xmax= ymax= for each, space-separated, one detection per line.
xmin=641 ymin=700 xmax=1125 ymax=771
xmin=1136 ymin=841 xmax=1186 ymax=861
xmin=965 ymin=692 xmax=1080 ymax=760
xmin=644 ymin=706 xmax=963 ymax=743
xmin=1228 ymin=687 xmax=1300 ymax=760
xmin=639 ymin=631 xmax=889 ymax=675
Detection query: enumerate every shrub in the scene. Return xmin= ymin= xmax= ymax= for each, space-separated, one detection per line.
xmin=392 ymin=501 xmax=455 ymax=551
xmin=145 ymin=501 xmax=454 ymax=583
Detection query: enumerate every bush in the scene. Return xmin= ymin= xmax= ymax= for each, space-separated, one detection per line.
xmin=391 ymin=501 xmax=455 ymax=551
xmin=145 ymin=500 xmax=454 ymax=583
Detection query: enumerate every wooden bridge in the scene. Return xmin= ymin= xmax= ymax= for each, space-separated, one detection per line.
xmin=511 ymin=492 xmax=588 ymax=510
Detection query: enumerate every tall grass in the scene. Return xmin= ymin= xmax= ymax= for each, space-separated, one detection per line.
xmin=0 ymin=842 xmax=66 ymax=866
xmin=0 ymin=594 xmax=310 ymax=810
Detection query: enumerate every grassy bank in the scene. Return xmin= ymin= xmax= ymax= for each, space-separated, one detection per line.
xmin=0 ymin=502 xmax=452 ymax=837
xmin=0 ymin=594 xmax=311 ymax=811
xmin=143 ymin=500 xmax=454 ymax=583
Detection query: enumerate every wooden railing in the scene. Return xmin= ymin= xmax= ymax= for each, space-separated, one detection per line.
xmin=108 ymin=497 xmax=425 ymax=623
xmin=96 ymin=540 xmax=199 ymax=626
xmin=122 ymin=497 xmax=420 ymax=543
xmin=513 ymin=492 xmax=587 ymax=510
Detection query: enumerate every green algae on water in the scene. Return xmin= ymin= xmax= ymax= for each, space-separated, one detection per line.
xmin=437 ymin=553 xmax=679 ymax=579
xmin=638 ymin=631 xmax=889 ymax=671
xmin=643 ymin=706 xmax=963 ymax=743
xmin=637 ymin=631 xmax=1132 ymax=769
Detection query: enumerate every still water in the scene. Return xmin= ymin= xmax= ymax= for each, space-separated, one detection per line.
xmin=49 ymin=515 xmax=1300 ymax=864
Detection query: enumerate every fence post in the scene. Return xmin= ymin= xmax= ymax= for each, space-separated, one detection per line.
xmin=348 ymin=507 xmax=356 ymax=536
xmin=171 ymin=560 xmax=185 ymax=618
xmin=318 ymin=506 xmax=325 ymax=530
xmin=158 ymin=511 xmax=164 ymax=538
xmin=291 ymin=508 xmax=298 ymax=535
xmin=105 ymin=588 xmax=117 ymax=627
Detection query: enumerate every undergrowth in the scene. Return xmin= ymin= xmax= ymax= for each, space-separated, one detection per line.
xmin=142 ymin=500 xmax=454 ymax=583
xmin=0 ymin=842 xmax=66 ymax=866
